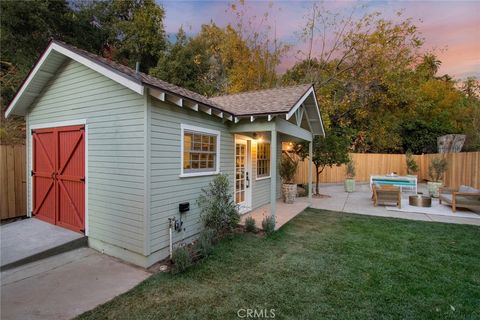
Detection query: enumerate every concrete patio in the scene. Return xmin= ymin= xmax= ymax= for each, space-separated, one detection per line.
xmin=1 ymin=218 xmax=86 ymax=270
xmin=240 ymin=183 xmax=480 ymax=230
xmin=311 ymin=183 xmax=480 ymax=226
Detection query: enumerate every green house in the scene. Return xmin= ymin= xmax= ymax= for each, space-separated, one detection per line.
xmin=5 ymin=40 xmax=325 ymax=267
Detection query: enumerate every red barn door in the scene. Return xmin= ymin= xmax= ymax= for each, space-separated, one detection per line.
xmin=32 ymin=125 xmax=85 ymax=233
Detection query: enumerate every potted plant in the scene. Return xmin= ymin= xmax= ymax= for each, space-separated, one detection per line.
xmin=344 ymin=157 xmax=356 ymax=192
xmin=405 ymin=151 xmax=419 ymax=176
xmin=279 ymin=155 xmax=298 ymax=204
xmin=427 ymin=157 xmax=448 ymax=197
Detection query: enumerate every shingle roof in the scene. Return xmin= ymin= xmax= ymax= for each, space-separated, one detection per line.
xmin=54 ymin=41 xmax=230 ymax=114
xmin=50 ymin=41 xmax=313 ymax=117
xmin=210 ymin=84 xmax=313 ymax=116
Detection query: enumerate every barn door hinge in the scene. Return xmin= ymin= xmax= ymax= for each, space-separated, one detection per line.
xmin=31 ymin=170 xmax=34 ymax=176
xmin=31 ymin=129 xmax=34 ymax=135
xmin=80 ymin=177 xmax=86 ymax=183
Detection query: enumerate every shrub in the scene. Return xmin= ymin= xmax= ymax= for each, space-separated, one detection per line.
xmin=244 ymin=216 xmax=256 ymax=233
xmin=405 ymin=151 xmax=419 ymax=174
xmin=428 ymin=157 xmax=448 ymax=182
xmin=196 ymin=228 xmax=216 ymax=258
xmin=197 ymin=174 xmax=239 ymax=234
xmin=279 ymin=155 xmax=298 ymax=184
xmin=171 ymin=246 xmax=192 ymax=274
xmin=262 ymin=216 xmax=275 ymax=236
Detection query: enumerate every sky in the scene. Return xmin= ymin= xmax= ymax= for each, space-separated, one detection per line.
xmin=160 ymin=1 xmax=480 ymax=80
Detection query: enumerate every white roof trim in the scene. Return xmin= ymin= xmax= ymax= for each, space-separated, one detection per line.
xmin=284 ymin=86 xmax=325 ymax=136
xmin=286 ymin=86 xmax=313 ymax=120
xmin=310 ymin=87 xmax=326 ymax=136
xmin=5 ymin=42 xmax=144 ymax=118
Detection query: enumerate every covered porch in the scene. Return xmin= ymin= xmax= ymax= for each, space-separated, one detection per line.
xmin=231 ymin=116 xmax=316 ymax=226
xmin=213 ymin=84 xmax=325 ymax=228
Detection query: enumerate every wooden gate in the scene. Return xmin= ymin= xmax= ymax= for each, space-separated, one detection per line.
xmin=32 ymin=125 xmax=85 ymax=233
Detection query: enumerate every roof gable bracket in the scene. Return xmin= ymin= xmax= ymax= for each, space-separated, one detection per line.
xmin=286 ymin=86 xmax=313 ymax=120
xmin=295 ymin=106 xmax=304 ymax=127
xmin=302 ymin=106 xmax=313 ymax=132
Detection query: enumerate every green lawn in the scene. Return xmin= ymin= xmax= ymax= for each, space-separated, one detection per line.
xmin=78 ymin=209 xmax=480 ymax=320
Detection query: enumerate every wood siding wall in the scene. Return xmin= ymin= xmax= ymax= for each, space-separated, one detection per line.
xmin=149 ymin=99 xmax=235 ymax=254
xmin=0 ymin=145 xmax=26 ymax=220
xmin=295 ymin=152 xmax=480 ymax=189
xmin=27 ymin=60 xmax=146 ymax=254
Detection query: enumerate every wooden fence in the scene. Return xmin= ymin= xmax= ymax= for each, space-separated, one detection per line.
xmin=295 ymin=152 xmax=480 ymax=189
xmin=0 ymin=145 xmax=27 ymax=220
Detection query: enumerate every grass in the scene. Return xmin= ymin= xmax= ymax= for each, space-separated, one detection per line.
xmin=78 ymin=209 xmax=480 ymax=319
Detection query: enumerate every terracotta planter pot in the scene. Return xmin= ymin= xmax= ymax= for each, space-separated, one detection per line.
xmin=282 ymin=184 xmax=297 ymax=204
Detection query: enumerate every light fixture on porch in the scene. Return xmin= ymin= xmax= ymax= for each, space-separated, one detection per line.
xmin=253 ymin=132 xmax=263 ymax=143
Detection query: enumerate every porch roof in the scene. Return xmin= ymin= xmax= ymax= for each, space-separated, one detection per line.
xmin=230 ymin=117 xmax=314 ymax=142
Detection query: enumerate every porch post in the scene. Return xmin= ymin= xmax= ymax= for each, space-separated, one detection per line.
xmin=308 ymin=140 xmax=312 ymax=203
xmin=270 ymin=130 xmax=277 ymax=222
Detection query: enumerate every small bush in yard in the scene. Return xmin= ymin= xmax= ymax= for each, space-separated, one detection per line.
xmin=171 ymin=246 xmax=192 ymax=274
xmin=262 ymin=216 xmax=276 ymax=236
xmin=196 ymin=228 xmax=216 ymax=258
xmin=197 ymin=174 xmax=239 ymax=234
xmin=245 ymin=216 xmax=256 ymax=232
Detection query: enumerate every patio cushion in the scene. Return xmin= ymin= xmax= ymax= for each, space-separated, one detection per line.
xmin=440 ymin=194 xmax=453 ymax=203
xmin=459 ymin=185 xmax=479 ymax=193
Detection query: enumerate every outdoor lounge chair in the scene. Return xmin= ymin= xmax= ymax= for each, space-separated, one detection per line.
xmin=439 ymin=185 xmax=480 ymax=213
xmin=372 ymin=185 xmax=401 ymax=209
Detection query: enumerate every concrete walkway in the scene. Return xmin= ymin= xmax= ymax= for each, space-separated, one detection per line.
xmin=240 ymin=198 xmax=310 ymax=230
xmin=1 ymin=247 xmax=150 ymax=320
xmin=311 ymin=183 xmax=480 ymax=226
xmin=1 ymin=218 xmax=84 ymax=269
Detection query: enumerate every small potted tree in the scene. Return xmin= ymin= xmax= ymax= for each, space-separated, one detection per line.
xmin=427 ymin=157 xmax=448 ymax=197
xmin=405 ymin=151 xmax=419 ymax=176
xmin=344 ymin=157 xmax=356 ymax=192
xmin=280 ymin=155 xmax=298 ymax=204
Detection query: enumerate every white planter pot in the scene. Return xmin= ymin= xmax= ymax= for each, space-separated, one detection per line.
xmin=282 ymin=184 xmax=297 ymax=204
xmin=427 ymin=181 xmax=443 ymax=198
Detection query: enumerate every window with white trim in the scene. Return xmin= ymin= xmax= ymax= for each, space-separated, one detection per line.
xmin=182 ymin=126 xmax=219 ymax=175
xmin=256 ymin=142 xmax=270 ymax=178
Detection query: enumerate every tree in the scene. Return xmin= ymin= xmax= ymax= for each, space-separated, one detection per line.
xmin=416 ymin=54 xmax=442 ymax=79
xmin=285 ymin=6 xmax=425 ymax=152
xmin=400 ymin=119 xmax=452 ymax=154
xmin=102 ymin=0 xmax=167 ymax=72
xmin=294 ymin=132 xmax=350 ymax=194
xmin=0 ymin=0 xmax=109 ymax=144
xmin=150 ymin=27 xmax=216 ymax=95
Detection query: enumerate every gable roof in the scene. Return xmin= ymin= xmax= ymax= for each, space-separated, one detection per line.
xmin=210 ymin=84 xmax=312 ymax=116
xmin=5 ymin=40 xmax=324 ymax=134
xmin=4 ymin=40 xmax=230 ymax=118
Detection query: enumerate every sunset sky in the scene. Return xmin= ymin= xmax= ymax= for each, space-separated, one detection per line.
xmin=160 ymin=1 xmax=480 ymax=80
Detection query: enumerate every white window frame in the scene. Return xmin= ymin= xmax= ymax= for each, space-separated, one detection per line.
xmin=180 ymin=124 xmax=221 ymax=178
xmin=256 ymin=140 xmax=271 ymax=180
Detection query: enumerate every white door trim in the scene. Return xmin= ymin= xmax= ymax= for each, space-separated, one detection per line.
xmin=234 ymin=137 xmax=252 ymax=214
xmin=28 ymin=119 xmax=89 ymax=235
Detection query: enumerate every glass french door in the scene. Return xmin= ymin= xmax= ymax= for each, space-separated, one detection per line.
xmin=235 ymin=139 xmax=251 ymax=212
